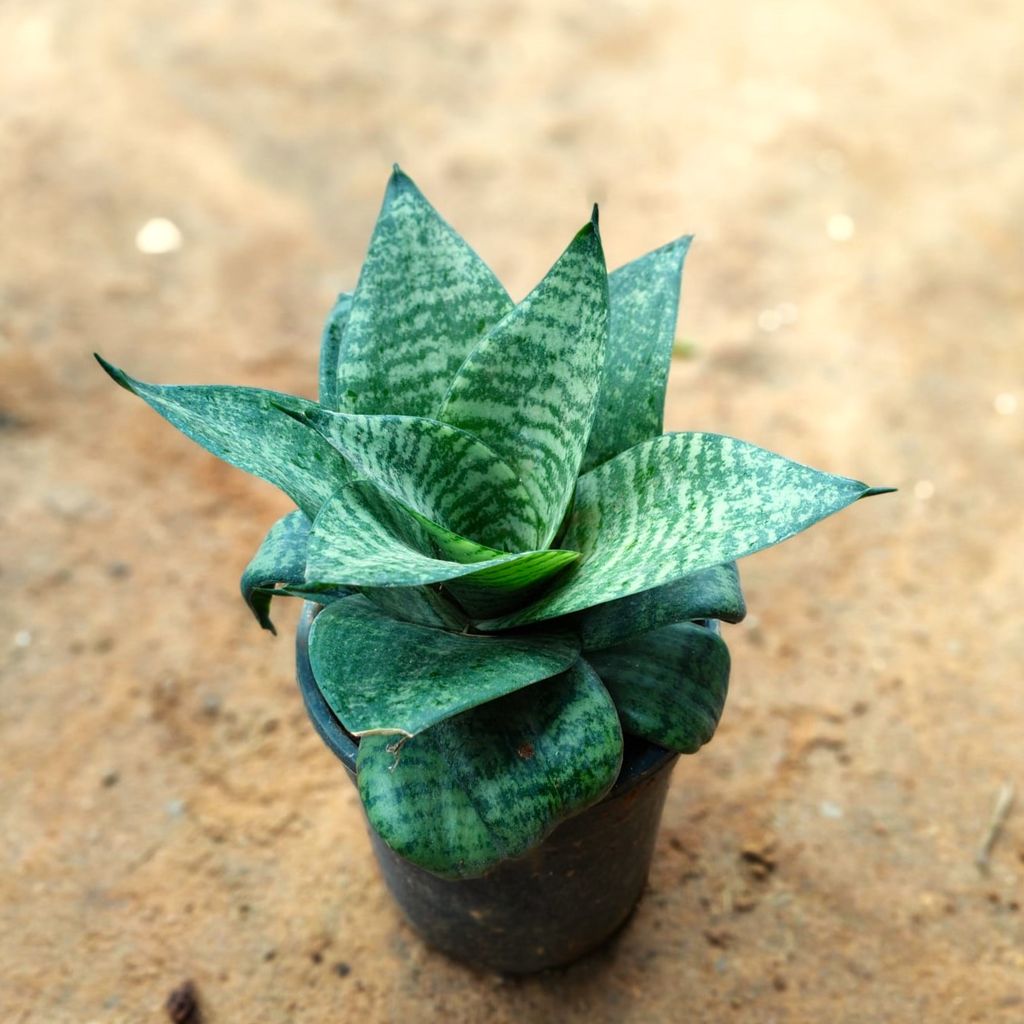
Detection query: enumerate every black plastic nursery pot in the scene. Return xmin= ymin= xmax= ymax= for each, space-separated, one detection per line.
xmin=295 ymin=602 xmax=684 ymax=974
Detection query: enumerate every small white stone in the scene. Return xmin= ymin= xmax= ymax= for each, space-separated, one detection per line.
xmin=826 ymin=213 xmax=856 ymax=242
xmin=135 ymin=218 xmax=183 ymax=255
xmin=913 ymin=480 xmax=935 ymax=501
xmin=165 ymin=798 xmax=186 ymax=818
xmin=757 ymin=308 xmax=783 ymax=332
xmin=994 ymin=392 xmax=1018 ymax=416
xmin=820 ymin=800 xmax=844 ymax=819
xmin=14 ymin=630 xmax=31 ymax=648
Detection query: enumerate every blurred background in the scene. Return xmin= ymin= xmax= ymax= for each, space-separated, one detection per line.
xmin=2 ymin=1 xmax=1022 ymax=1021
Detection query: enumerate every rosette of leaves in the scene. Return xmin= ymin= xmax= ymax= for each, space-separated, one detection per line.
xmin=97 ymin=167 xmax=891 ymax=879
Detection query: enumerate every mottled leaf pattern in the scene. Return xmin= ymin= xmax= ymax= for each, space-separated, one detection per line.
xmin=318 ymin=291 xmax=352 ymax=409
xmin=240 ymin=510 xmax=312 ymax=633
xmin=588 ymin=622 xmax=730 ymax=753
xmin=359 ymin=585 xmax=468 ymax=631
xmin=304 ymin=481 xmax=578 ymax=594
xmin=337 ymin=168 xmax=513 ymax=417
xmin=583 ymin=236 xmax=691 ymax=472
xmin=95 ymin=358 xmax=351 ymax=520
xmin=309 ymin=596 xmax=579 ymax=737
xmin=277 ymin=404 xmax=539 ymax=551
xmin=443 ymin=569 xmax=563 ymax=619
xmin=439 ymin=216 xmax=609 ymax=546
xmin=99 ymin=166 xmax=896 ymax=882
xmin=356 ymin=660 xmax=622 ymax=878
xmin=484 ymin=433 xmax=883 ymax=627
xmin=579 ymin=562 xmax=745 ymax=651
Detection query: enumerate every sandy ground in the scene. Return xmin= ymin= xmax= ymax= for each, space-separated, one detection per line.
xmin=2 ymin=1 xmax=1023 ymax=1020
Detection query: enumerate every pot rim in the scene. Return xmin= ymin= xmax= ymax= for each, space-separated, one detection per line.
xmin=294 ymin=601 xmax=708 ymax=800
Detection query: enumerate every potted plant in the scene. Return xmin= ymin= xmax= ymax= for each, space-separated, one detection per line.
xmin=98 ymin=167 xmax=892 ymax=973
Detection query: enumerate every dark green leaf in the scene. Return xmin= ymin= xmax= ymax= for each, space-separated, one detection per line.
xmin=309 ymin=596 xmax=579 ymax=737
xmin=484 ymin=432 xmax=891 ymax=627
xmin=336 ymin=168 xmax=513 ymax=417
xmin=95 ymin=357 xmax=351 ymax=520
xmin=359 ymin=585 xmax=469 ymax=631
xmin=442 ymin=569 xmax=564 ymax=619
xmin=319 ymin=291 xmax=352 ymax=409
xmin=439 ymin=215 xmax=609 ymax=546
xmin=583 ymin=236 xmax=691 ymax=472
xmin=356 ymin=660 xmax=622 ymax=878
xmin=587 ymin=622 xmax=730 ymax=753
xmin=579 ymin=562 xmax=745 ymax=651
xmin=241 ymin=510 xmax=312 ymax=633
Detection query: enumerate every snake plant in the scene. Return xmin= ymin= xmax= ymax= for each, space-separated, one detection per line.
xmin=98 ymin=167 xmax=891 ymax=879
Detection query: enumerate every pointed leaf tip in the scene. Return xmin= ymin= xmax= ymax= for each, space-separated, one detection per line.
xmin=338 ymin=167 xmax=513 ymax=418
xmin=387 ymin=164 xmax=417 ymax=195
xmin=580 ymin=233 xmax=691 ymax=472
xmin=486 ymin=432 xmax=890 ymax=628
xmin=94 ymin=354 xmax=137 ymax=394
xmin=861 ymin=485 xmax=898 ymax=498
xmin=591 ymin=203 xmax=600 ymax=229
xmin=92 ymin=366 xmax=353 ymax=519
xmin=667 ymin=233 xmax=694 ymax=256
xmin=241 ymin=510 xmax=327 ymax=635
xmin=576 ymin=211 xmax=601 ymax=244
xmin=439 ymin=214 xmax=609 ymax=546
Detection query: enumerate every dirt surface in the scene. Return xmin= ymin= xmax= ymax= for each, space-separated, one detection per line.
xmin=2 ymin=1 xmax=1022 ymax=1021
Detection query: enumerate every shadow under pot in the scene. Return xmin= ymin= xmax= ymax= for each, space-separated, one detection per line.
xmin=295 ymin=601 xmax=688 ymax=974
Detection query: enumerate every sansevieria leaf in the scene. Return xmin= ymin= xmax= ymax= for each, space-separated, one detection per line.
xmin=356 ymin=660 xmax=622 ymax=878
xmin=588 ymin=622 xmax=730 ymax=753
xmin=484 ymin=433 xmax=892 ymax=628
xmin=276 ymin=404 xmax=539 ymax=552
xmin=439 ymin=214 xmax=609 ymax=546
xmin=240 ymin=510 xmax=312 ymax=633
xmin=303 ymin=481 xmax=578 ymax=597
xmin=94 ymin=358 xmax=352 ymax=520
xmin=579 ymin=562 xmax=745 ymax=651
xmin=336 ymin=168 xmax=513 ymax=417
xmin=308 ymin=596 xmax=579 ymax=737
xmin=319 ymin=291 xmax=353 ymax=409
xmin=358 ymin=585 xmax=469 ymax=631
xmin=583 ymin=236 xmax=691 ymax=472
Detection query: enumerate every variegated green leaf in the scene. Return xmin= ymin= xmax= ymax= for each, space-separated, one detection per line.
xmin=309 ymin=596 xmax=579 ymax=737
xmin=303 ymin=481 xmax=578 ymax=599
xmin=442 ymin=570 xmax=561 ymax=619
xmin=356 ymin=660 xmax=622 ymax=878
xmin=241 ymin=510 xmax=312 ymax=633
xmin=95 ymin=357 xmax=351 ymax=520
xmin=579 ymin=562 xmax=745 ymax=651
xmin=276 ymin=404 xmax=539 ymax=551
xmin=587 ymin=622 xmax=730 ymax=753
xmin=319 ymin=291 xmax=352 ymax=409
xmin=483 ymin=433 xmax=893 ymax=628
xmin=438 ymin=214 xmax=609 ymax=546
xmin=336 ymin=168 xmax=513 ymax=417
xmin=359 ymin=585 xmax=469 ymax=631
xmin=582 ymin=236 xmax=691 ymax=472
